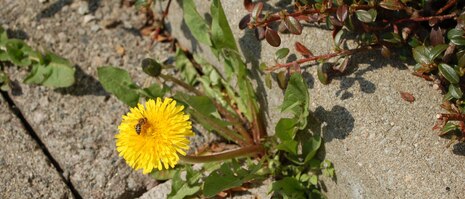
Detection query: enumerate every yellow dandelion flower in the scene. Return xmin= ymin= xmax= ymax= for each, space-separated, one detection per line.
xmin=116 ymin=98 xmax=194 ymax=174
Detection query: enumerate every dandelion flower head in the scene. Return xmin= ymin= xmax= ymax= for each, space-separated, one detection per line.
xmin=116 ymin=98 xmax=193 ymax=174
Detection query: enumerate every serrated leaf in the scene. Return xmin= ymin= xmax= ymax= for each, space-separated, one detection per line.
xmin=175 ymin=48 xmax=197 ymax=85
xmin=309 ymin=175 xmax=318 ymax=185
xmin=139 ymin=83 xmax=166 ymax=99
xmin=168 ymin=169 xmax=201 ymax=199
xmin=5 ymin=39 xmax=32 ymax=67
xmin=428 ymin=44 xmax=448 ymax=60
xmin=211 ymin=0 xmax=238 ymax=54
xmin=302 ymin=135 xmax=321 ymax=163
xmin=282 ymin=73 xmax=309 ymax=129
xmin=24 ymin=52 xmax=75 ymax=88
xmin=284 ymin=16 xmax=302 ymax=35
xmin=277 ymin=140 xmax=299 ymax=155
xmin=439 ymin=63 xmax=460 ymax=84
xmin=275 ymin=48 xmax=290 ymax=59
xmin=203 ymin=160 xmax=262 ymax=197
xmin=272 ymin=177 xmax=306 ymax=199
xmin=151 ymin=169 xmax=178 ymax=181
xmin=182 ymin=0 xmax=212 ymax=46
xmin=275 ymin=118 xmax=298 ymax=141
xmin=448 ymin=84 xmax=463 ymax=99
xmin=355 ymin=9 xmax=377 ymax=23
xmin=97 ymin=66 xmax=140 ymax=107
xmin=265 ymin=27 xmax=281 ymax=47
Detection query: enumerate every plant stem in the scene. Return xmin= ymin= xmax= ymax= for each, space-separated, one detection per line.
xmin=190 ymin=109 xmax=246 ymax=146
xmin=179 ymin=144 xmax=264 ymax=163
xmin=393 ymin=12 xmax=456 ymax=24
xmin=213 ymin=101 xmax=254 ymax=145
xmin=160 ymin=0 xmax=172 ymax=25
xmin=159 ymin=73 xmax=203 ymax=96
xmin=266 ymin=46 xmax=373 ymax=72
xmin=159 ymin=74 xmax=254 ymax=145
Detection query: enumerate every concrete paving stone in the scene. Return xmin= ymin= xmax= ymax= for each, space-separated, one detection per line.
xmin=1 ymin=0 xmax=180 ymax=198
xmin=0 ymin=96 xmax=72 ymax=199
xmin=165 ymin=1 xmax=465 ymax=198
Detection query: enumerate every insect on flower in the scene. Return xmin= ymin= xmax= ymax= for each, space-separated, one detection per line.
xmin=135 ymin=117 xmax=147 ymax=135
xmin=116 ymin=98 xmax=194 ymax=173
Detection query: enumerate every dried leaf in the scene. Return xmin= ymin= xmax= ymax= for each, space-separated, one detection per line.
xmin=379 ymin=0 xmax=405 ymax=11
xmin=295 ymin=42 xmax=313 ymax=57
xmin=265 ymin=27 xmax=281 ymax=47
xmin=336 ymin=4 xmax=348 ymax=22
xmin=251 ymin=2 xmax=263 ymax=20
xmin=284 ymin=16 xmax=302 ymax=35
xmin=243 ymin=0 xmax=254 ymax=12
xmin=430 ymin=27 xmax=445 ymax=46
xmin=239 ymin=14 xmax=251 ymax=30
xmin=277 ymin=71 xmax=287 ymax=89
xmin=400 ymin=91 xmax=415 ymax=103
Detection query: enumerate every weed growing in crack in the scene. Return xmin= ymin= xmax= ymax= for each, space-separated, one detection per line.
xmin=99 ymin=0 xmax=333 ymax=198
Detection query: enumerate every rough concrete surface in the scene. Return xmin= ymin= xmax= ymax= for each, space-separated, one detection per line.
xmin=2 ymin=0 xmax=465 ymax=198
xmin=1 ymin=0 xmax=171 ymax=198
xmin=165 ymin=0 xmax=465 ymax=198
xmin=0 ymin=96 xmax=72 ymax=199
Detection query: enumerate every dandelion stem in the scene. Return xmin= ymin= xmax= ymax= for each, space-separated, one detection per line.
xmin=179 ymin=144 xmax=264 ymax=163
xmin=159 ymin=74 xmax=203 ymax=96
xmin=160 ymin=73 xmax=253 ymax=145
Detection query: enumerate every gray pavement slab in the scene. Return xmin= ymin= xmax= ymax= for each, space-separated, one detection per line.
xmin=2 ymin=0 xmax=169 ymax=198
xmin=0 ymin=96 xmax=72 ymax=199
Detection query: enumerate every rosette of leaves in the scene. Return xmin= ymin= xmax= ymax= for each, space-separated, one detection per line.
xmin=98 ymin=0 xmax=334 ymax=197
xmin=0 ymin=27 xmax=75 ymax=89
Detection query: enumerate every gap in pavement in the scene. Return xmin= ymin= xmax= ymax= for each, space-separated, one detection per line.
xmin=1 ymin=91 xmax=83 ymax=199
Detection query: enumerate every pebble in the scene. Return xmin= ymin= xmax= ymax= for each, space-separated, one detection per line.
xmin=83 ymin=15 xmax=96 ymax=24
xmin=77 ymin=1 xmax=90 ymax=15
xmin=90 ymin=25 xmax=100 ymax=32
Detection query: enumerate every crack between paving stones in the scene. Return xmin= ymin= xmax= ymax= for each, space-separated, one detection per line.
xmin=1 ymin=91 xmax=83 ymax=199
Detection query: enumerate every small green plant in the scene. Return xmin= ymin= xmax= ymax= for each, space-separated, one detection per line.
xmin=240 ymin=0 xmax=465 ymax=144
xmin=99 ymin=0 xmax=333 ymax=197
xmin=0 ymin=27 xmax=75 ymax=90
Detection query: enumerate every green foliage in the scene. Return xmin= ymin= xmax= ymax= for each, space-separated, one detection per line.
xmin=97 ymin=66 xmax=166 ymax=107
xmin=0 ymin=27 xmax=75 ymax=89
xmin=182 ymin=0 xmax=212 ymax=46
xmin=100 ymin=1 xmax=334 ymax=198
xmin=271 ymin=73 xmax=330 ymax=198
xmin=203 ymin=160 xmax=262 ymax=197
xmin=168 ymin=166 xmax=202 ymax=199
